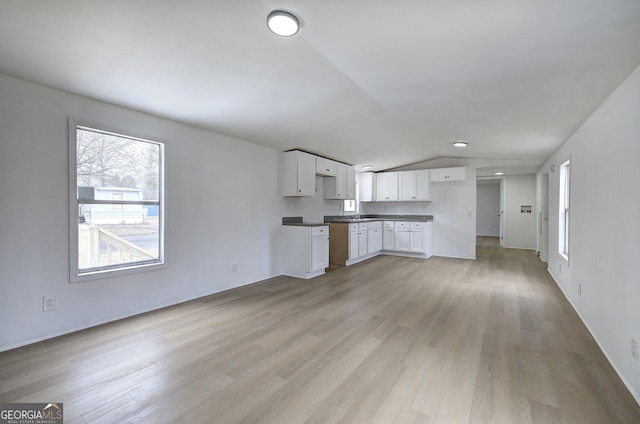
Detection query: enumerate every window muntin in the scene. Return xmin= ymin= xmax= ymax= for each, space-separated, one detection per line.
xmin=71 ymin=124 xmax=164 ymax=279
xmin=559 ymin=159 xmax=570 ymax=261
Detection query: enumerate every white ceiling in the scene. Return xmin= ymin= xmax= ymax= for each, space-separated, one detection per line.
xmin=1 ymin=0 xmax=639 ymax=172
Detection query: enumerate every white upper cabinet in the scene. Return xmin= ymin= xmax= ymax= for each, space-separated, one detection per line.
xmin=375 ymin=172 xmax=399 ymax=201
xmin=282 ymin=150 xmax=316 ymax=197
xmin=325 ymin=163 xmax=356 ymax=200
xmin=316 ymin=157 xmax=338 ymax=177
xmin=345 ymin=166 xmax=356 ymax=199
xmin=398 ymin=170 xmax=431 ymax=201
xmin=430 ymin=166 xmax=467 ymax=182
xmin=358 ymin=172 xmax=376 ymax=202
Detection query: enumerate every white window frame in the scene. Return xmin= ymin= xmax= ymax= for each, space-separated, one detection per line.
xmin=558 ymin=159 xmax=570 ymax=263
xmin=68 ymin=119 xmax=167 ymax=283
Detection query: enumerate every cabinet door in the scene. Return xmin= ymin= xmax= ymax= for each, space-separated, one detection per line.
xmin=282 ymin=150 xmax=316 ymax=197
xmin=359 ymin=172 xmax=375 ymax=202
xmin=430 ymin=166 xmax=466 ymax=182
xmin=297 ymin=151 xmax=316 ymax=196
xmin=358 ymin=230 xmax=368 ymax=257
xmin=376 ymin=172 xmax=398 ymax=201
xmin=349 ymin=230 xmax=359 ymax=260
xmin=311 ymin=235 xmax=329 ymax=271
xmin=409 ymin=229 xmax=426 ymax=253
xmin=368 ymin=228 xmax=382 ymax=254
xmin=375 ymin=173 xmax=389 ymax=201
xmin=388 ymin=172 xmax=398 ymax=200
xmin=316 ymin=157 xmax=337 ymax=176
xmin=399 ymin=171 xmax=417 ymax=201
xmin=336 ymin=164 xmax=347 ymax=198
xmin=383 ymin=228 xmax=395 ymax=250
xmin=415 ymin=170 xmax=431 ymax=200
xmin=345 ymin=166 xmax=356 ymax=199
xmin=395 ymin=229 xmax=412 ymax=251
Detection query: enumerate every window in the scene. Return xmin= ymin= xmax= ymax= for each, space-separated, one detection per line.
xmin=344 ymin=199 xmax=356 ymax=213
xmin=70 ymin=122 xmax=165 ymax=281
xmin=558 ymin=159 xmax=570 ymax=261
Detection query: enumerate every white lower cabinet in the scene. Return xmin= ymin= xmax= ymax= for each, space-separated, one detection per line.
xmin=283 ymin=225 xmax=329 ymax=279
xmin=311 ymin=231 xmax=329 ymax=272
xmin=367 ymin=221 xmax=383 ymax=254
xmin=395 ymin=222 xmax=413 ymax=252
xmin=382 ymin=221 xmax=395 ymax=250
xmin=383 ymin=221 xmax=433 ymax=257
xmin=349 ymin=223 xmax=368 ymax=260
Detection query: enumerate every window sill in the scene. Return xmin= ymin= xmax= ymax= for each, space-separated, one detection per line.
xmin=70 ymin=261 xmax=167 ymax=284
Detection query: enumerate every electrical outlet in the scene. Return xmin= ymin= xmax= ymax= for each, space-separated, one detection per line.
xmin=632 ymin=337 xmax=638 ymax=360
xmin=43 ymin=296 xmax=56 ymax=312
xmin=578 ymin=283 xmax=582 ymax=295
xmin=232 ymin=262 xmax=239 ymax=272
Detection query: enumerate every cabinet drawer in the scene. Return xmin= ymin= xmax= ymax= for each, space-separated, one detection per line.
xmin=383 ymin=221 xmax=395 ymax=228
xmin=395 ymin=221 xmax=410 ymax=229
xmin=316 ymin=157 xmax=338 ymax=176
xmin=349 ymin=223 xmax=359 ymax=232
xmin=312 ymin=226 xmax=329 ymax=237
xmin=358 ymin=223 xmax=368 ymax=231
xmin=411 ymin=222 xmax=427 ymax=229
xmin=368 ymin=220 xmax=382 ymax=229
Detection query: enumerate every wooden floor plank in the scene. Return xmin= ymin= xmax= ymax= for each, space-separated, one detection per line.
xmin=1 ymin=236 xmax=638 ymax=423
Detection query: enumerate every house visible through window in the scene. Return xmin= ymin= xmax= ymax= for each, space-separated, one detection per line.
xmin=559 ymin=159 xmax=570 ymax=261
xmin=71 ymin=123 xmax=164 ymax=279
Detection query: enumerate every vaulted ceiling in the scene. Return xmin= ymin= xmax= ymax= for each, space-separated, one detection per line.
xmin=1 ymin=0 xmax=639 ymax=173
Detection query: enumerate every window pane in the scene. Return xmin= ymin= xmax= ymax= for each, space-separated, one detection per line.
xmin=78 ymin=205 xmax=159 ymax=271
xmin=77 ymin=128 xmax=160 ymax=201
xmin=74 ymin=125 xmax=163 ymax=277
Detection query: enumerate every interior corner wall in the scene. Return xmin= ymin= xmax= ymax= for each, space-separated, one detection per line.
xmin=0 ymin=73 xmax=286 ymax=351
xmin=503 ymin=174 xmax=537 ymax=250
xmin=538 ymin=64 xmax=640 ymax=404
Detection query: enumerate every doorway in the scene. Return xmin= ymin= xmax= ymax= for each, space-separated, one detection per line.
xmin=476 ymin=179 xmax=502 ymax=245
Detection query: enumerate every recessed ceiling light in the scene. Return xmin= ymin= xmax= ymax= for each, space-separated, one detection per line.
xmin=453 ymin=141 xmax=468 ymax=147
xmin=362 ymin=165 xmax=372 ymax=170
xmin=267 ymin=10 xmax=300 ymax=37
xmin=494 ymin=172 xmax=505 ymax=176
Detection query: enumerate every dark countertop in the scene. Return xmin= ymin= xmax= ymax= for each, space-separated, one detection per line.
xmin=324 ymin=214 xmax=433 ymax=223
xmin=282 ymin=217 xmax=328 ymax=227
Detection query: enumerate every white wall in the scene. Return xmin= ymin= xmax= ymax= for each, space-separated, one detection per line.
xmin=476 ymin=181 xmax=501 ymax=237
xmin=0 ymin=74 xmax=287 ymax=351
xmin=283 ymin=176 xmax=346 ymax=222
xmin=538 ymin=64 xmax=640 ymax=403
xmin=361 ymin=162 xmax=477 ymax=259
xmin=503 ymin=174 xmax=537 ymax=249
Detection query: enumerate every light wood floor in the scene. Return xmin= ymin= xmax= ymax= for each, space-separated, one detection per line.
xmin=1 ymin=237 xmax=639 ymax=423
